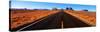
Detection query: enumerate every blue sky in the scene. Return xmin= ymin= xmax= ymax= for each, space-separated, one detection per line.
xmin=11 ymin=1 xmax=96 ymax=12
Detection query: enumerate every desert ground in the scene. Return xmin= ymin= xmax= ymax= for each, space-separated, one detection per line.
xmin=10 ymin=9 xmax=59 ymax=29
xmin=64 ymin=10 xmax=96 ymax=25
xmin=10 ymin=9 xmax=96 ymax=31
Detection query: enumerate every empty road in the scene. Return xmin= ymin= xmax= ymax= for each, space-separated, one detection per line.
xmin=10 ymin=11 xmax=91 ymax=31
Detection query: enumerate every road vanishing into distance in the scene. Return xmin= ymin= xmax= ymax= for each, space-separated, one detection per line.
xmin=11 ymin=11 xmax=91 ymax=31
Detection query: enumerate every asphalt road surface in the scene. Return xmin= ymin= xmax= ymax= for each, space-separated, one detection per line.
xmin=10 ymin=11 xmax=91 ymax=31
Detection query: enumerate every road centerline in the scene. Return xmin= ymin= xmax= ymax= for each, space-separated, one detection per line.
xmin=61 ymin=21 xmax=63 ymax=29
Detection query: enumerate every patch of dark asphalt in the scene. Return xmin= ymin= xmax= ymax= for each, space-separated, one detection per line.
xmin=10 ymin=11 xmax=91 ymax=31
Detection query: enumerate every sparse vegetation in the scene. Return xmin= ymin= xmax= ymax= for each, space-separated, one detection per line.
xmin=10 ymin=9 xmax=59 ymax=29
xmin=64 ymin=11 xmax=96 ymax=25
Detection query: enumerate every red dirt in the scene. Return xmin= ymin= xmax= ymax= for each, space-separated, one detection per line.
xmin=64 ymin=10 xmax=96 ymax=25
xmin=10 ymin=9 xmax=59 ymax=29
